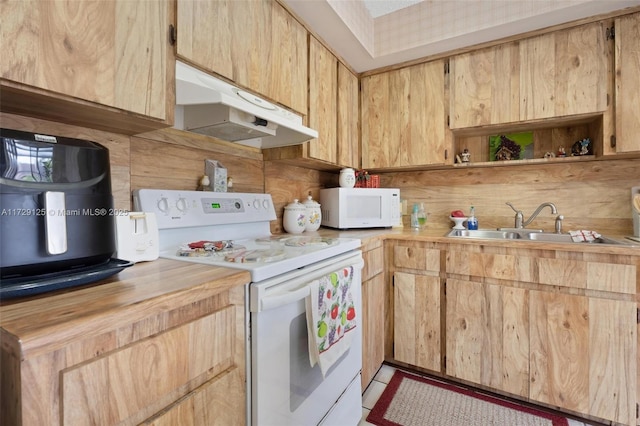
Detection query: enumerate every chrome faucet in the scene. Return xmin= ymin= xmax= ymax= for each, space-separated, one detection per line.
xmin=506 ymin=202 xmax=561 ymax=231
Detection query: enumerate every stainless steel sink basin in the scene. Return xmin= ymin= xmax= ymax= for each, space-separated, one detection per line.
xmin=525 ymin=232 xmax=573 ymax=242
xmin=446 ymin=229 xmax=636 ymax=246
xmin=447 ymin=229 xmax=522 ymax=239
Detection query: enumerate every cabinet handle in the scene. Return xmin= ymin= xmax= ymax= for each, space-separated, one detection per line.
xmin=169 ymin=24 xmax=177 ymax=45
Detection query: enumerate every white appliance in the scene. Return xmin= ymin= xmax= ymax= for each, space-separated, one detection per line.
xmin=133 ymin=189 xmax=364 ymax=426
xmin=114 ymin=212 xmax=159 ymax=263
xmin=174 ymin=61 xmax=318 ymax=148
xmin=320 ymin=187 xmax=401 ymax=229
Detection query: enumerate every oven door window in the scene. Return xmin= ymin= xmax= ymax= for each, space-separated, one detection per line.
xmin=289 ymin=312 xmax=349 ymax=411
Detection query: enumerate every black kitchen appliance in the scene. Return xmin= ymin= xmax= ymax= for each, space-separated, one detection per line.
xmin=0 ymin=129 xmax=131 ymax=298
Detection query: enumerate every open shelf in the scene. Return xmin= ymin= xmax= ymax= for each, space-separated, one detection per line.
xmin=452 ymin=114 xmax=604 ymax=166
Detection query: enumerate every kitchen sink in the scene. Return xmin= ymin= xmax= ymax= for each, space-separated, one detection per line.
xmin=446 ymin=229 xmax=637 ymax=246
xmin=447 ymin=229 xmax=522 ymax=240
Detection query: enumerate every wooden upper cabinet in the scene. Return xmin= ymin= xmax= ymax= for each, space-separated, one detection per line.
xmin=450 ymin=21 xmax=609 ymax=129
xmin=361 ymin=60 xmax=448 ymax=169
xmin=308 ymin=36 xmax=338 ymax=164
xmin=176 ymin=0 xmax=308 ymax=115
xmin=450 ymin=42 xmax=520 ymax=128
xmin=0 ymin=0 xmax=172 ymax=133
xmin=520 ymin=21 xmax=608 ymax=121
xmin=614 ymin=12 xmax=640 ymax=154
xmin=337 ymin=62 xmax=360 ymax=168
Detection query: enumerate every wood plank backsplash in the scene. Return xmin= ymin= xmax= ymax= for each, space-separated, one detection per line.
xmin=2 ymin=112 xmax=637 ymax=236
xmin=381 ymin=159 xmax=640 ymax=235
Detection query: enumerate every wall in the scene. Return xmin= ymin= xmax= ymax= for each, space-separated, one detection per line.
xmin=381 ymin=158 xmax=640 ymax=235
xmin=3 ymin=112 xmax=638 ymax=236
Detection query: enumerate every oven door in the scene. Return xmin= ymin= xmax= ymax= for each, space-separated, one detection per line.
xmin=249 ymin=251 xmax=363 ymax=426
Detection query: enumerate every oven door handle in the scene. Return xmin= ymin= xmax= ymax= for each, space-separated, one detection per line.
xmin=261 ymin=285 xmax=311 ymax=311
xmin=259 ymin=258 xmax=364 ymax=311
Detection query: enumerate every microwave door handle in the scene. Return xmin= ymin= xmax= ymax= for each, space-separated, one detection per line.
xmin=260 ymin=285 xmax=310 ymax=311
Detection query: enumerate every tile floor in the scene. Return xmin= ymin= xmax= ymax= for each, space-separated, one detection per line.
xmin=359 ymin=364 xmax=592 ymax=426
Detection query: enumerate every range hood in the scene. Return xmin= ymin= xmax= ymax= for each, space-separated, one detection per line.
xmin=174 ymin=61 xmax=318 ymax=148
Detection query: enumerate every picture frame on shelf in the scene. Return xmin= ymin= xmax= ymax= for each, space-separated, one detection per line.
xmin=489 ymin=132 xmax=534 ymax=161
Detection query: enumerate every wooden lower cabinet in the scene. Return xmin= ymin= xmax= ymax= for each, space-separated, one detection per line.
xmin=446 ymin=279 xmax=529 ymax=398
xmin=444 ymin=243 xmax=638 ymax=425
xmin=390 ymin=242 xmax=443 ymax=373
xmin=143 ymin=367 xmax=244 ymax=426
xmin=60 ymin=307 xmax=239 ymax=424
xmin=1 ymin=273 xmax=247 ymax=426
xmin=361 ymin=240 xmax=386 ymax=389
xmin=394 ymin=272 xmax=441 ymax=372
xmin=530 ymin=291 xmax=637 ymax=425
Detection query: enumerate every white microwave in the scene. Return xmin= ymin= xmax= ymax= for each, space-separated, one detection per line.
xmin=319 ymin=188 xmax=400 ymax=229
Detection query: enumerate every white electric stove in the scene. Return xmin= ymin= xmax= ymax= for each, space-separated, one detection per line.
xmin=134 ymin=189 xmax=364 ymax=426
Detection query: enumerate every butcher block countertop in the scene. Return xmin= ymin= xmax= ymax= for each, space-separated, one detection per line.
xmin=0 ymin=259 xmax=251 ymax=358
xmin=314 ymin=226 xmax=640 ymax=254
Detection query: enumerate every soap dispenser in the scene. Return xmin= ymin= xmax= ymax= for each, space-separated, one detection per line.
xmin=467 ymin=206 xmax=478 ymax=230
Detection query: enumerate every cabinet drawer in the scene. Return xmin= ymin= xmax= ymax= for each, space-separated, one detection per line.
xmin=394 ymin=246 xmax=440 ymax=272
xmin=143 ymin=367 xmax=244 ymax=426
xmin=61 ymin=306 xmax=235 ymax=425
xmin=538 ymin=258 xmax=636 ymax=294
xmin=363 ymin=246 xmax=384 ymax=281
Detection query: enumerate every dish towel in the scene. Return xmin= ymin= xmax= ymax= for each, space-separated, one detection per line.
xmin=569 ymin=230 xmax=601 ymax=242
xmin=306 ymin=266 xmax=357 ymax=377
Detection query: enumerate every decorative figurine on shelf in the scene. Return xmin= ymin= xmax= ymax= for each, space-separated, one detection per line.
xmin=197 ymin=175 xmax=210 ymax=191
xmin=461 ymin=148 xmax=471 ymax=163
xmin=557 ymin=146 xmax=566 ymax=157
xmin=495 ymin=145 xmax=515 ymax=161
xmin=571 ymin=138 xmax=592 ymax=156
xmin=544 ymin=151 xmax=556 ymax=159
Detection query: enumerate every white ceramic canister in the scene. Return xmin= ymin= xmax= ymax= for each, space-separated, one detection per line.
xmin=302 ymin=194 xmax=321 ymax=232
xmin=283 ymin=199 xmax=307 ymax=234
xmin=339 ymin=168 xmax=356 ymax=188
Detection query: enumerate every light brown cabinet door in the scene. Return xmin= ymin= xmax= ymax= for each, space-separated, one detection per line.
xmin=177 ymin=0 xmax=308 ymax=115
xmin=446 ymin=279 xmax=529 ymax=397
xmin=308 ymin=36 xmax=338 ymax=164
xmin=530 ymin=291 xmax=636 ymax=425
xmin=450 ymin=42 xmax=520 ymax=129
xmin=61 ymin=307 xmax=237 ymax=425
xmin=143 ymin=367 xmax=245 ymax=426
xmin=1 ymin=0 xmax=169 ymax=120
xmin=450 ymin=21 xmax=608 ymax=128
xmin=394 ymin=272 xmax=441 ymax=372
xmin=362 ymin=60 xmax=447 ymax=168
xmin=337 ymin=62 xmax=359 ymax=168
xmin=615 ymin=12 xmax=640 ymax=153
xmin=362 ymin=273 xmax=386 ymax=389
xmin=520 ymin=21 xmax=608 ymax=121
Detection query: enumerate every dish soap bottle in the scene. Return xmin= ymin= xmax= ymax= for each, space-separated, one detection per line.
xmin=467 ymin=206 xmax=478 ymax=230
xmin=418 ymin=203 xmax=427 ymax=228
xmin=411 ymin=203 xmax=427 ymax=230
xmin=411 ymin=204 xmax=420 ymax=229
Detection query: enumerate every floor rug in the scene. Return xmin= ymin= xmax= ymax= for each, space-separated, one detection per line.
xmin=366 ymin=370 xmax=569 ymax=426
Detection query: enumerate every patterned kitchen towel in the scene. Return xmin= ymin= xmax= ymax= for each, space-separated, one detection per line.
xmin=569 ymin=230 xmax=601 ymax=242
xmin=306 ymin=266 xmax=357 ymax=377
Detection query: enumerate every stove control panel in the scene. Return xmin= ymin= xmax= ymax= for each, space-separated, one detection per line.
xmin=133 ymin=189 xmax=276 ymax=229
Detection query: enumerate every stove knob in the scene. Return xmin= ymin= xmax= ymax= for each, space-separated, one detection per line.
xmin=176 ymin=197 xmax=188 ymax=213
xmin=262 ymin=199 xmax=270 ymax=210
xmin=157 ymin=197 xmax=169 ymax=213
xmin=253 ymin=199 xmax=261 ymax=209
